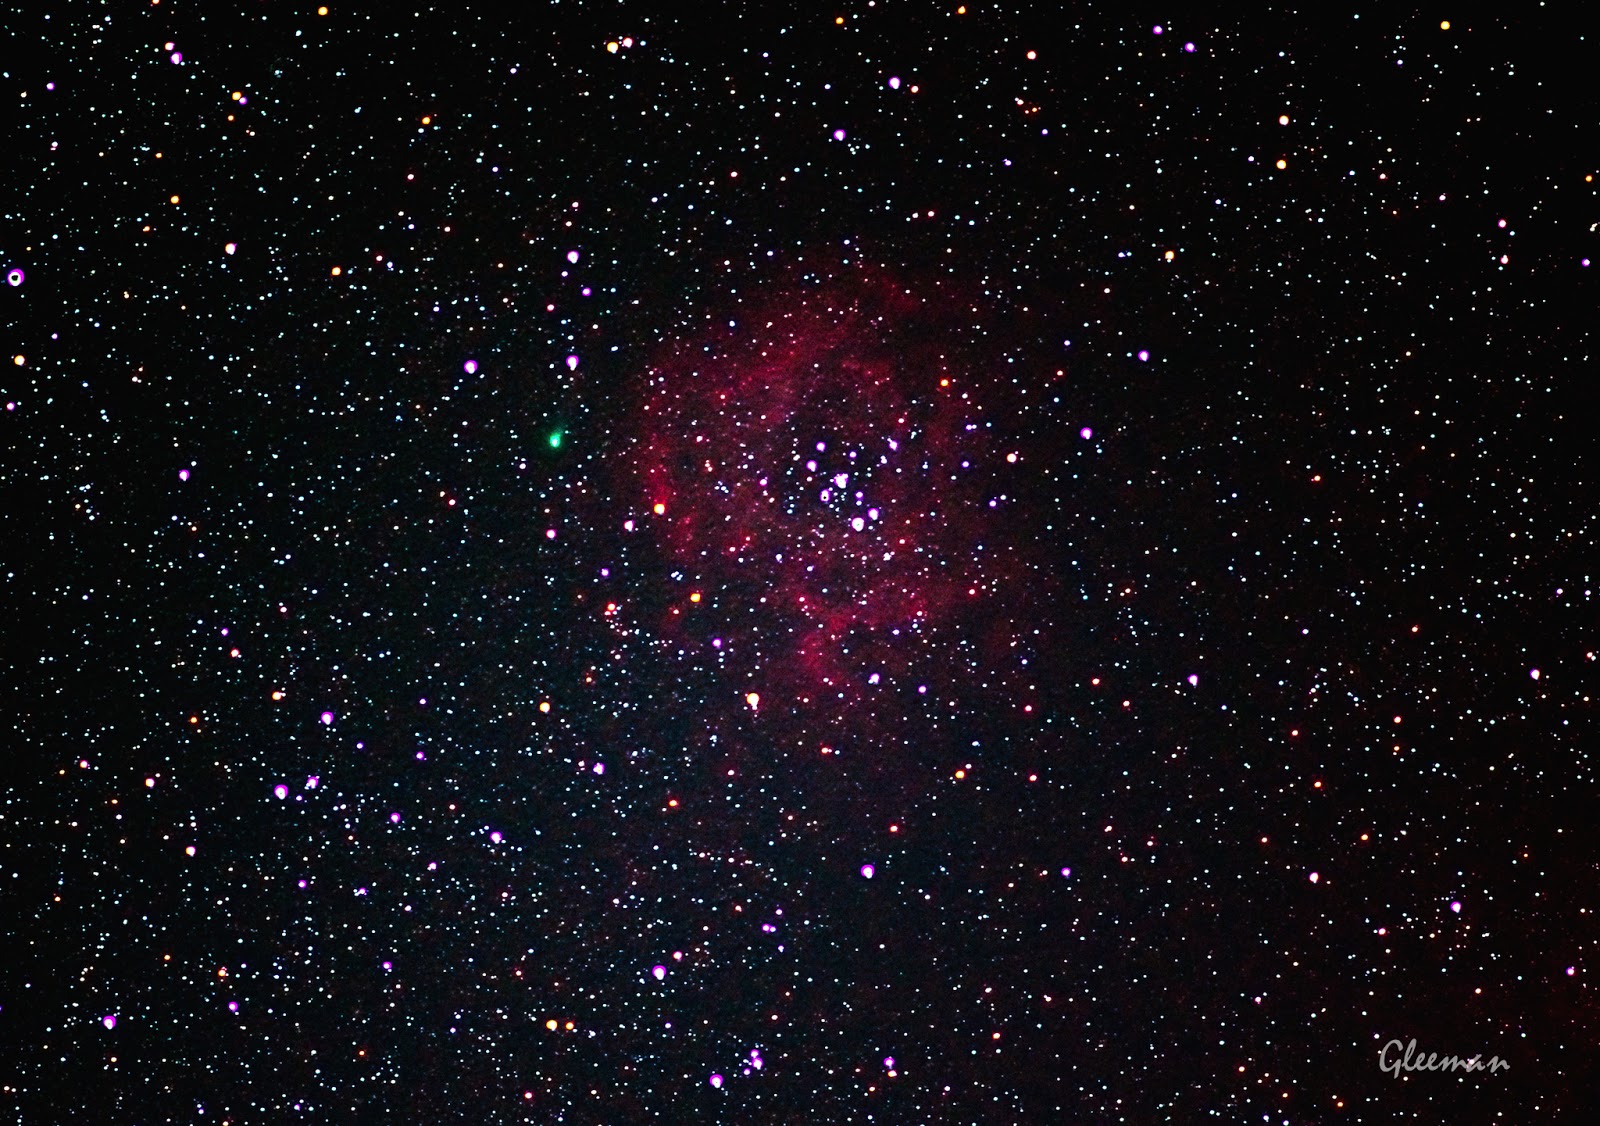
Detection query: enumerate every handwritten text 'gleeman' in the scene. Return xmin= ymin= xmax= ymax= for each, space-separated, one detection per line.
xmin=1379 ymin=1038 xmax=1509 ymax=1078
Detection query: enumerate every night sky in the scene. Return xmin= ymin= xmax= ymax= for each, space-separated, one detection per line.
xmin=4 ymin=5 xmax=1599 ymax=1123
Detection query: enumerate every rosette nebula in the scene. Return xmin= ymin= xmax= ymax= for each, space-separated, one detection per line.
xmin=620 ymin=265 xmax=1045 ymax=742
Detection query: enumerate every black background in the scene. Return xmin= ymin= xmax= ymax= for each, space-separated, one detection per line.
xmin=3 ymin=4 xmax=1598 ymax=1123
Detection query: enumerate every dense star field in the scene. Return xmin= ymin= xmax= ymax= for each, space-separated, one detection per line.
xmin=4 ymin=4 xmax=1598 ymax=1123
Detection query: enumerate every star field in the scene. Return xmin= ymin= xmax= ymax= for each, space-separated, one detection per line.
xmin=4 ymin=4 xmax=1599 ymax=1123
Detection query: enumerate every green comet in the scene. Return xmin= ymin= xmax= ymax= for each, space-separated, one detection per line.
xmin=549 ymin=431 xmax=563 ymax=449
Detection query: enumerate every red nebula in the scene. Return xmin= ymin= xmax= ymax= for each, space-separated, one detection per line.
xmin=619 ymin=262 xmax=1038 ymax=722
